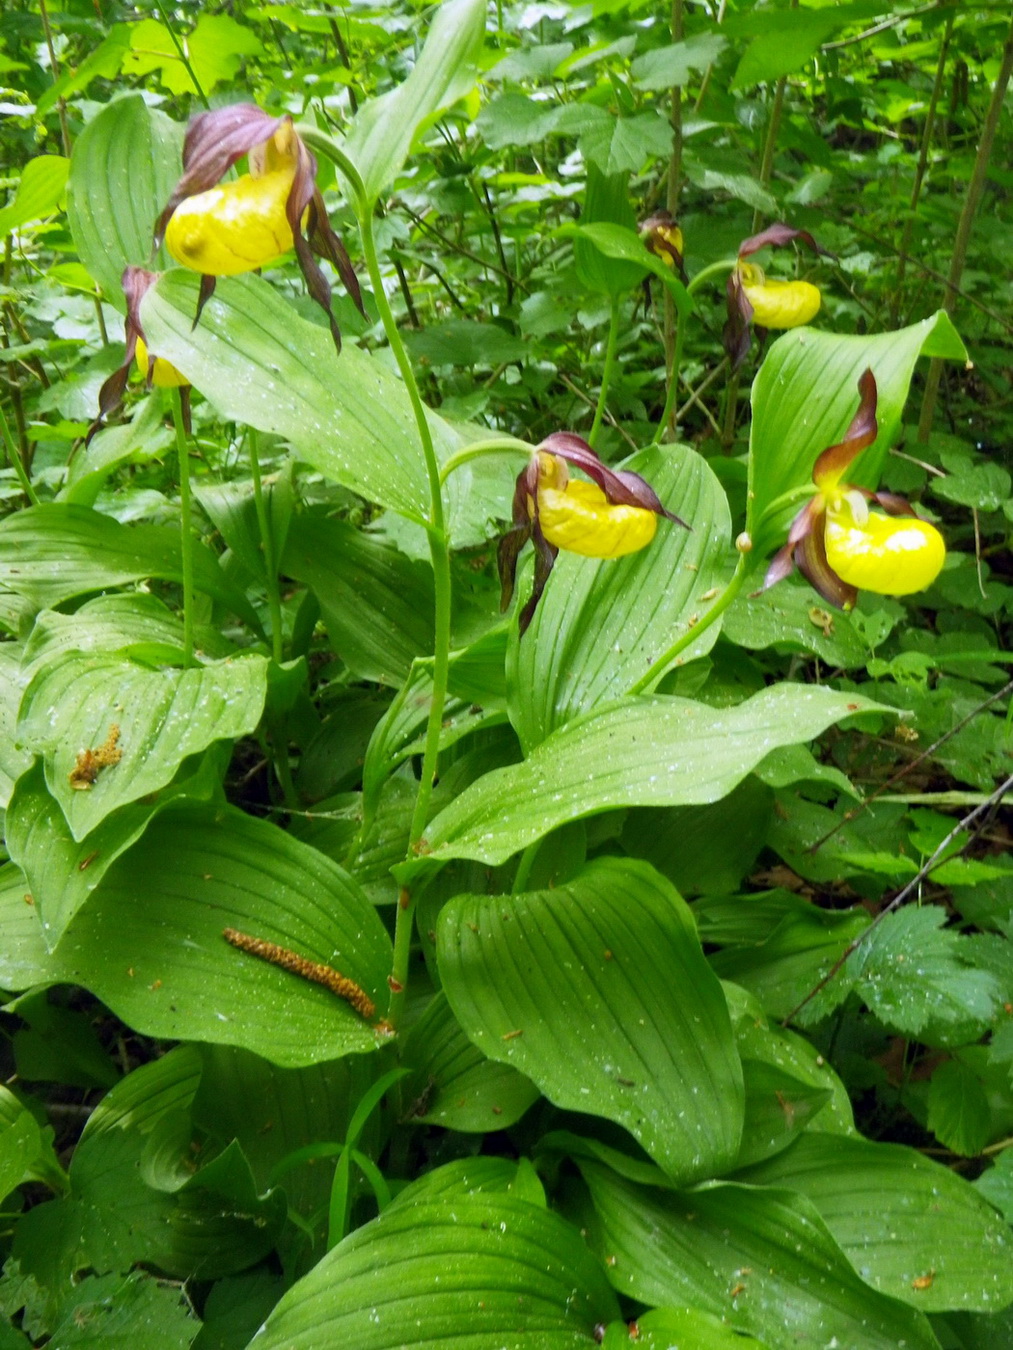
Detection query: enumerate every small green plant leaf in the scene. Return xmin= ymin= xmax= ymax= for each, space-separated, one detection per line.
xmin=0 ymin=155 xmax=69 ymax=237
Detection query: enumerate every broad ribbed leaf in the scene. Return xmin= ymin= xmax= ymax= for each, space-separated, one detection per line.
xmin=737 ymin=1134 xmax=1013 ymax=1312
xmin=401 ymin=992 xmax=540 ymax=1132
xmin=52 ymin=803 xmax=391 ymax=1065
xmin=282 ymin=514 xmax=434 ymax=685
xmin=603 ymin=1308 xmax=771 ymax=1350
xmin=0 ymin=154 xmax=69 ymax=237
xmin=401 ymin=685 xmax=888 ymax=873
xmin=0 ymin=503 xmax=256 ymax=622
xmin=580 ymin=1164 xmax=938 ymax=1350
xmin=343 ymin=0 xmax=487 ymax=204
xmin=6 ymin=756 xmax=220 ymax=949
xmin=439 ymin=858 xmax=743 ymax=1184
xmin=0 ymin=862 xmax=60 ymax=992
xmin=66 ymin=93 xmax=182 ymax=305
xmin=748 ymin=312 xmax=967 ymax=551
xmin=142 ymin=271 xmax=450 ymax=522
xmin=0 ymin=645 xmax=31 ymax=809
xmin=18 ymin=652 xmax=268 ymax=840
xmin=248 ymin=1189 xmax=618 ymax=1349
xmin=510 ymin=444 xmax=730 ymax=750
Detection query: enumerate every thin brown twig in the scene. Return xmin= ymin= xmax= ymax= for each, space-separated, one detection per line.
xmin=806 ymin=678 xmax=1013 ymax=854
xmin=784 ymin=769 xmax=1013 ymax=1026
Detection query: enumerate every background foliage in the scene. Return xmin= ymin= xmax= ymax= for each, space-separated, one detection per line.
xmin=0 ymin=0 xmax=1012 ymax=1346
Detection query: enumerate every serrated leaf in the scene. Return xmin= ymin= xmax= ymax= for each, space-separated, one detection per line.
xmin=142 ymin=271 xmax=450 ymax=523
xmin=631 ymin=34 xmax=727 ymax=90
xmin=247 ymin=1184 xmax=619 ymax=1349
xmin=723 ymin=578 xmax=870 ymax=667
xmin=401 ymin=685 xmax=890 ymax=874
xmin=579 ymin=1163 xmax=938 ymax=1350
xmin=344 ymin=0 xmax=487 ymax=204
xmin=840 ymin=906 xmax=1002 ymax=1036
xmin=45 ymin=1271 xmax=200 ymax=1348
xmin=49 ymin=803 xmax=392 ymax=1065
xmin=579 ymin=112 xmax=672 ymax=175
xmin=738 ymin=1133 xmax=1013 ymax=1312
xmin=0 ymin=155 xmax=69 ymax=237
xmin=123 ymin=14 xmax=263 ymax=96
xmin=18 ymin=652 xmax=268 ymax=840
xmin=66 ymin=94 xmax=182 ymax=306
xmin=748 ymin=313 xmax=968 ymax=552
xmin=510 ymin=445 xmax=727 ymax=749
xmin=927 ymin=1059 xmax=993 ymax=1157
xmin=439 ymin=858 xmax=743 ymax=1184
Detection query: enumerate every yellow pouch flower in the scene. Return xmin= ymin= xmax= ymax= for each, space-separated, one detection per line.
xmin=738 ymin=263 xmax=821 ymax=330
xmin=824 ymin=496 xmax=945 ymax=595
xmin=538 ymin=479 xmax=658 ymax=558
xmin=135 ymin=336 xmax=188 ymax=389
xmin=164 ymin=169 xmax=296 ymax=277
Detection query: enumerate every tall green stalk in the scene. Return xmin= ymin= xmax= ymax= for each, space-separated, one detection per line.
xmin=248 ymin=428 xmax=284 ymax=665
xmin=358 ymin=209 xmax=452 ymax=1032
xmin=589 ymin=295 xmax=621 ymax=450
xmin=0 ymin=404 xmax=39 ymax=506
xmin=169 ymin=389 xmax=195 ymax=667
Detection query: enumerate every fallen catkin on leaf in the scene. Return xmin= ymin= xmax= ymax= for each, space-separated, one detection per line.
xmin=223 ymin=928 xmax=376 ymax=1019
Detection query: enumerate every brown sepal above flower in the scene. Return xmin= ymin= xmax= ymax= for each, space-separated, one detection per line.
xmin=155 ymin=104 xmax=365 ymax=352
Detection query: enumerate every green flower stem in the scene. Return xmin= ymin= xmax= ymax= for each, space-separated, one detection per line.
xmin=0 ymin=403 xmax=39 ymax=506
xmin=652 ymin=261 xmax=734 ymax=444
xmin=294 ymin=127 xmax=368 ymax=215
xmin=359 ymin=205 xmax=451 ymax=1032
xmin=438 ymin=436 xmax=534 ymax=485
xmin=626 ymin=549 xmax=752 ymax=696
xmin=589 ymin=294 xmax=622 ymax=450
xmin=169 ymin=388 xmax=196 ymax=668
xmin=248 ymin=428 xmax=284 ymax=665
xmin=652 ymin=305 xmax=685 ymax=445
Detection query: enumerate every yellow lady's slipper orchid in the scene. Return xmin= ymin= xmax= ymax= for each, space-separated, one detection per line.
xmin=823 ymin=495 xmax=945 ymax=595
xmin=736 ymin=261 xmax=821 ymax=330
xmin=499 ymin=435 xmax=685 ymax=629
xmin=724 ymin=223 xmax=831 ymax=366
xmin=640 ymin=209 xmax=685 ymax=278
xmin=764 ymin=370 xmax=946 ymax=609
xmin=155 ymin=104 xmax=364 ymax=349
xmin=536 ymin=459 xmax=658 ymax=559
xmin=134 ymin=335 xmax=188 ymax=390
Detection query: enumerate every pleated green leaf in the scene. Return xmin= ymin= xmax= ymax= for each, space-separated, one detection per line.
xmin=142 ymin=271 xmax=451 ymax=522
xmin=66 ymin=93 xmax=182 ymax=306
xmin=401 ymin=991 xmax=541 ymax=1133
xmin=0 ymin=503 xmax=257 ymax=622
xmin=438 ymin=858 xmax=743 ymax=1184
xmin=344 ymin=0 xmax=487 ymax=204
xmin=18 ymin=651 xmax=268 ymax=840
xmin=602 ymin=1308 xmax=771 ymax=1350
xmin=509 ymin=444 xmax=731 ymax=750
xmin=282 ymin=514 xmax=435 ymax=685
xmin=748 ymin=312 xmax=967 ymax=551
xmin=50 ymin=803 xmax=391 ymax=1065
xmin=402 ymin=685 xmax=888 ymax=873
xmin=580 ymin=1163 xmax=938 ymax=1350
xmin=6 ymin=756 xmax=220 ymax=949
xmin=248 ymin=1187 xmax=618 ymax=1349
xmin=737 ymin=1134 xmax=1013 ymax=1313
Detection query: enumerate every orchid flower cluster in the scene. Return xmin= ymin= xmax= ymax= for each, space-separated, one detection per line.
xmin=101 ymin=100 xmax=946 ymax=629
